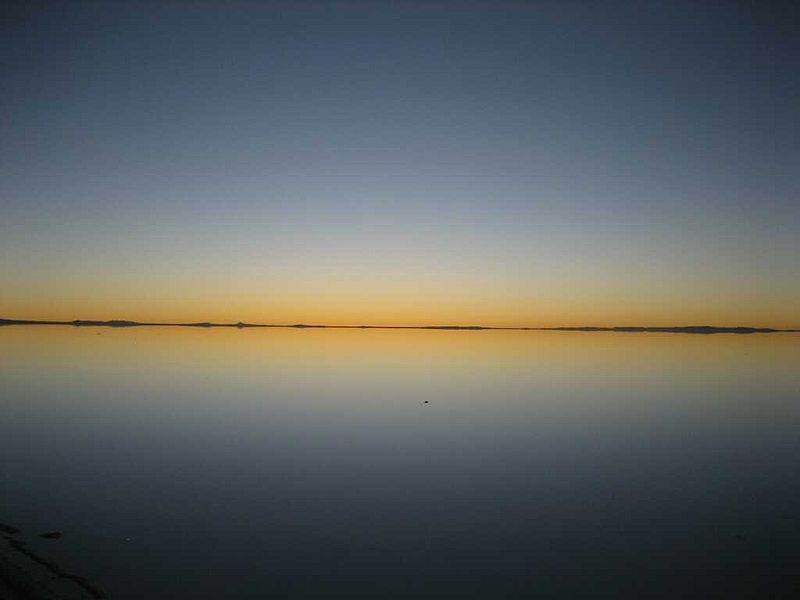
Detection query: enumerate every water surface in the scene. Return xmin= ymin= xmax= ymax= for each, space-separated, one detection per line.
xmin=1 ymin=328 xmax=798 ymax=598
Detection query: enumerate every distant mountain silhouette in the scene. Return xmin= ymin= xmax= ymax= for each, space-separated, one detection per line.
xmin=73 ymin=319 xmax=140 ymax=327
xmin=1 ymin=318 xmax=796 ymax=334
xmin=542 ymin=325 xmax=782 ymax=334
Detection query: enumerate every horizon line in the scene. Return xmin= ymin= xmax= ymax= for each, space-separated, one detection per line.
xmin=1 ymin=318 xmax=797 ymax=334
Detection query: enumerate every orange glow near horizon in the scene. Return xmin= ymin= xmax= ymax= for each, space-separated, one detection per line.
xmin=2 ymin=230 xmax=798 ymax=329
xmin=2 ymin=290 xmax=797 ymax=329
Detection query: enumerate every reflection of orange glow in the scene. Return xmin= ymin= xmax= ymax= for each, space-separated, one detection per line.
xmin=3 ymin=326 xmax=797 ymax=431
xmin=3 ymin=326 xmax=797 ymax=382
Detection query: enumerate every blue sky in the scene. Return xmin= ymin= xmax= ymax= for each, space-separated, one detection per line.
xmin=2 ymin=1 xmax=798 ymax=325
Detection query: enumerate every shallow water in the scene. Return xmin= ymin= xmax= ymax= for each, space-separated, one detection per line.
xmin=1 ymin=327 xmax=798 ymax=599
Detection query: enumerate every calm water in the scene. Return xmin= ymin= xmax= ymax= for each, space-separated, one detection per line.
xmin=1 ymin=327 xmax=798 ymax=599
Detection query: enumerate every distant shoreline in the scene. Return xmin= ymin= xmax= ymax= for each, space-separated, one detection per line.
xmin=1 ymin=319 xmax=796 ymax=334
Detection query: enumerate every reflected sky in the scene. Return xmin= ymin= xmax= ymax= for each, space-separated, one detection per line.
xmin=1 ymin=328 xmax=798 ymax=598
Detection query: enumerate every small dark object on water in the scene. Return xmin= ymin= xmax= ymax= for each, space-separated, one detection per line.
xmin=39 ymin=531 xmax=63 ymax=539
xmin=423 ymin=400 xmax=429 ymax=404
xmin=0 ymin=522 xmax=20 ymax=535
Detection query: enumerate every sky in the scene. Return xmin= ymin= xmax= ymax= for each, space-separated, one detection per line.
xmin=2 ymin=1 xmax=798 ymax=327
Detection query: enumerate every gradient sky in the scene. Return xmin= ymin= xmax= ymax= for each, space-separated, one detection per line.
xmin=2 ymin=1 xmax=798 ymax=326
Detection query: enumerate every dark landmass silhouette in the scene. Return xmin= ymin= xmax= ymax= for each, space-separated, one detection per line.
xmin=0 ymin=521 xmax=106 ymax=599
xmin=541 ymin=325 xmax=790 ymax=334
xmin=1 ymin=318 xmax=796 ymax=334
